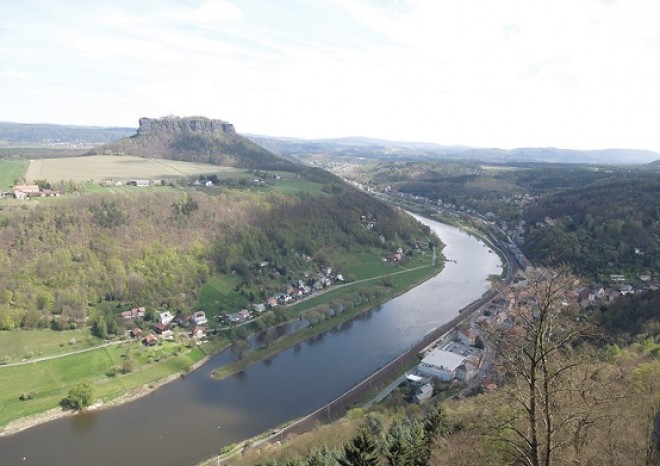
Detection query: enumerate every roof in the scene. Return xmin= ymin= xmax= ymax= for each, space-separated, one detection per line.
xmin=420 ymin=349 xmax=465 ymax=372
xmin=13 ymin=184 xmax=40 ymax=193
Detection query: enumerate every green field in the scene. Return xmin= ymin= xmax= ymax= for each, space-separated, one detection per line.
xmin=0 ymin=338 xmax=213 ymax=429
xmin=196 ymin=274 xmax=245 ymax=315
xmin=0 ymin=328 xmax=102 ymax=364
xmin=0 ymin=160 xmax=27 ymax=190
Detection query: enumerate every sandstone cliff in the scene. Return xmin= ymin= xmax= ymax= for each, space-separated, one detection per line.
xmin=87 ymin=116 xmax=294 ymax=170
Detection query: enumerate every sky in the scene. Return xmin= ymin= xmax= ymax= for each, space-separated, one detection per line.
xmin=1 ymin=0 xmax=660 ymax=152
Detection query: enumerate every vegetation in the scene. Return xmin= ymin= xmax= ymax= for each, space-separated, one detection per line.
xmin=0 ymin=160 xmax=27 ymax=190
xmin=338 ymin=161 xmax=660 ymax=278
xmin=523 ymin=173 xmax=660 ymax=278
xmin=87 ymin=116 xmax=294 ymax=170
xmin=60 ymin=380 xmax=95 ymax=410
xmin=233 ymin=269 xmax=659 ymax=466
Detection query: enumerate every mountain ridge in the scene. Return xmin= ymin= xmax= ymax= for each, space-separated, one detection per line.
xmin=248 ymin=134 xmax=659 ymax=165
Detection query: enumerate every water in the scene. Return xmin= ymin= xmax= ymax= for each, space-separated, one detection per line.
xmin=0 ymin=216 xmax=501 ymax=466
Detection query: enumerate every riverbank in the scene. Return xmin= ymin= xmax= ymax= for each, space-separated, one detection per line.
xmin=0 ymin=347 xmax=222 ymax=437
xmin=212 ymin=263 xmax=441 ymax=381
xmin=0 ymin=259 xmax=440 ymax=437
xmin=201 ymin=213 xmax=514 ymax=466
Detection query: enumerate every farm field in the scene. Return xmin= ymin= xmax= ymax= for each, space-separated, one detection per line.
xmin=0 ymin=160 xmax=27 ymax=190
xmin=23 ymin=155 xmax=251 ymax=183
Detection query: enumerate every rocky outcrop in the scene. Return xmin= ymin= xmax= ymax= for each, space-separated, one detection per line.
xmin=87 ymin=115 xmax=296 ymax=170
xmin=136 ymin=116 xmax=236 ymax=137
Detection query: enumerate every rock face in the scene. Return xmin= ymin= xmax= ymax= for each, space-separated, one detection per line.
xmin=136 ymin=116 xmax=236 ymax=137
xmin=87 ymin=115 xmax=295 ymax=170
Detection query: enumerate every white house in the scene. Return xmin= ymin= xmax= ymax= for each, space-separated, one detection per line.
xmin=417 ymin=348 xmax=465 ymax=382
xmin=253 ymin=303 xmax=266 ymax=314
xmin=413 ymin=383 xmax=434 ymax=404
xmin=159 ymin=311 xmax=174 ymax=325
xmin=191 ymin=311 xmax=207 ymax=325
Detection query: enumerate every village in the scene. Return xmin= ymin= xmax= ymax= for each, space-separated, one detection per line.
xmin=402 ymin=268 xmax=658 ymax=404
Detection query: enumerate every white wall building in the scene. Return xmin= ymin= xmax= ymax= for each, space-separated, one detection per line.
xmin=417 ymin=348 xmax=466 ymax=382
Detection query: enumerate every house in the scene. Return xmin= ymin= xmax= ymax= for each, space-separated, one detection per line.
xmin=238 ymin=309 xmax=250 ymax=321
xmin=335 ymin=274 xmax=345 ymax=282
xmin=455 ymin=360 xmax=478 ymax=381
xmin=159 ymin=311 xmax=174 ymax=325
xmin=253 ymin=303 xmax=266 ymax=314
xmin=13 ymin=184 xmax=40 ymax=199
xmin=129 ymin=179 xmax=150 ymax=187
xmin=121 ymin=307 xmax=146 ymax=320
xmin=144 ymin=333 xmax=158 ymax=346
xmin=191 ymin=311 xmax=207 ymax=325
xmin=413 ymin=383 xmax=434 ymax=404
xmin=154 ymin=322 xmax=169 ymax=334
xmin=620 ymin=284 xmax=634 ymax=295
xmin=129 ymin=327 xmax=143 ymax=339
xmin=457 ymin=327 xmax=477 ymax=346
xmin=191 ymin=326 xmax=206 ymax=340
xmin=267 ymin=297 xmax=278 ymax=308
xmin=160 ymin=329 xmax=174 ymax=341
xmin=416 ymin=348 xmax=465 ymax=382
xmin=322 ymin=266 xmax=332 ymax=276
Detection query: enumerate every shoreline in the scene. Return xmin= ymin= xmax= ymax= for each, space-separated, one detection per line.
xmin=0 ymin=350 xmax=218 ymax=438
xmin=0 ymin=262 xmax=440 ymax=438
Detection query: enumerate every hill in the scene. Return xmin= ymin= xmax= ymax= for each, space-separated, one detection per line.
xmin=522 ymin=173 xmax=660 ymax=278
xmin=0 ymin=121 xmax=133 ymax=145
xmin=89 ymin=116 xmax=297 ymax=170
xmin=248 ymin=134 xmax=660 ymax=165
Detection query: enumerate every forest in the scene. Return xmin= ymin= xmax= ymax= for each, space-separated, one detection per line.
xmin=341 ymin=161 xmax=660 ymax=278
xmin=0 ymin=183 xmax=426 ymax=332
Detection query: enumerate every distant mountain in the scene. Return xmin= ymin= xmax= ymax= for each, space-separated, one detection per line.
xmin=88 ymin=116 xmax=297 ymax=170
xmin=0 ymin=121 xmax=134 ymax=145
xmin=247 ymin=135 xmax=659 ymax=165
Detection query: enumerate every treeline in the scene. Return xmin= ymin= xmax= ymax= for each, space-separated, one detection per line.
xmin=0 ymin=185 xmax=424 ymax=330
xmin=523 ymin=173 xmax=660 ymax=277
xmin=252 ymin=405 xmax=449 ymax=466
xmin=594 ymin=289 xmax=660 ymax=342
xmin=353 ymin=161 xmax=659 ymax=277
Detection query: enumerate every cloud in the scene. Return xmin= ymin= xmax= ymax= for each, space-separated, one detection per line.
xmin=178 ymin=0 xmax=243 ymax=25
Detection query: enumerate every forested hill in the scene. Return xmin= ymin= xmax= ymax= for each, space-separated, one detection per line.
xmin=0 ymin=184 xmax=429 ymax=330
xmin=523 ymin=173 xmax=660 ymax=278
xmin=87 ymin=116 xmax=296 ymax=170
xmin=0 ymin=121 xmax=133 ymax=145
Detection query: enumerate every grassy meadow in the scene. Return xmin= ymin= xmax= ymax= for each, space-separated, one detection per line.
xmin=0 ymin=340 xmax=211 ymax=428
xmin=0 ymin=160 xmax=27 ymax=190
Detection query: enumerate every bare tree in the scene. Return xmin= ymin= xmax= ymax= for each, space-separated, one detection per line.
xmin=487 ymin=266 xmax=593 ymax=466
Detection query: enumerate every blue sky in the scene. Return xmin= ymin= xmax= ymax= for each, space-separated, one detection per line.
xmin=2 ymin=0 xmax=660 ymax=152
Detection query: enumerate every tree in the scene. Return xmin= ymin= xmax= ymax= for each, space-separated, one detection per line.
xmin=339 ymin=429 xmax=380 ymax=466
xmin=61 ymin=381 xmax=95 ymax=410
xmin=487 ymin=266 xmax=591 ymax=466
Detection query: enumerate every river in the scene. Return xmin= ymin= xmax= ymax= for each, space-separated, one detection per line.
xmin=0 ymin=215 xmax=502 ymax=466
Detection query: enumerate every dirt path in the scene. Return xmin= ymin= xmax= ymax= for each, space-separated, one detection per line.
xmin=0 ymin=340 xmax=124 ymax=368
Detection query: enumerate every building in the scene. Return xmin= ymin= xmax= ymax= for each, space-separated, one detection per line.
xmin=191 ymin=311 xmax=207 ymax=325
xmin=417 ymin=348 xmax=466 ymax=382
xmin=159 ymin=311 xmax=174 ymax=325
xmin=413 ymin=383 xmax=434 ymax=404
